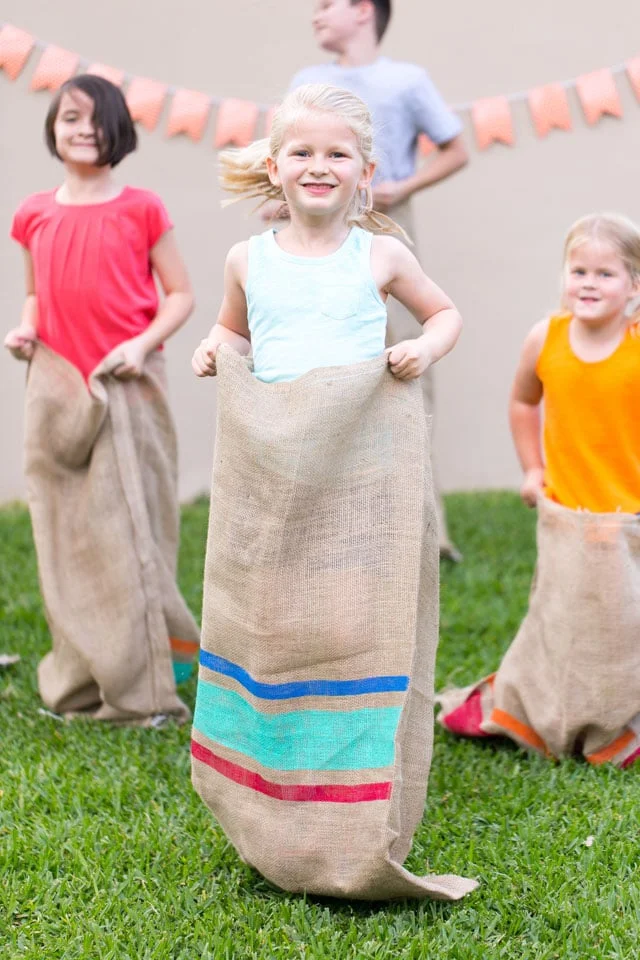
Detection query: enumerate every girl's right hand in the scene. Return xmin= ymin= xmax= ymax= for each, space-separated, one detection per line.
xmin=520 ymin=467 xmax=545 ymax=508
xmin=4 ymin=325 xmax=36 ymax=361
xmin=192 ymin=338 xmax=219 ymax=377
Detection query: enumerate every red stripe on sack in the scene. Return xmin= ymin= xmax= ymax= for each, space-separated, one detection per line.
xmin=621 ymin=746 xmax=640 ymax=769
xmin=442 ymin=689 xmax=491 ymax=737
xmin=191 ymin=739 xmax=392 ymax=803
xmin=587 ymin=730 xmax=635 ymax=766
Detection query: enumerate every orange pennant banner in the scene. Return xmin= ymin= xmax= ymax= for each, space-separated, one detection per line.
xmin=626 ymin=57 xmax=640 ymax=103
xmin=166 ymin=89 xmax=211 ymax=142
xmin=575 ymin=68 xmax=623 ymax=124
xmin=86 ymin=63 xmax=124 ymax=87
xmin=0 ymin=24 xmax=34 ymax=80
xmin=472 ymin=96 xmax=515 ymax=150
xmin=126 ymin=77 xmax=168 ymax=132
xmin=214 ymin=98 xmax=260 ymax=148
xmin=30 ymin=45 xmax=79 ymax=92
xmin=528 ymin=83 xmax=572 ymax=137
xmin=418 ymin=133 xmax=437 ymax=157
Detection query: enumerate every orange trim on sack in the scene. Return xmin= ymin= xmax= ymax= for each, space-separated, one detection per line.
xmin=170 ymin=637 xmax=200 ymax=656
xmin=587 ymin=730 xmax=635 ymax=765
xmin=491 ymin=708 xmax=547 ymax=753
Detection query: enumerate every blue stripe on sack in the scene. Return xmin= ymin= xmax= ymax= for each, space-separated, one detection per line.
xmin=199 ymin=649 xmax=409 ymax=699
xmin=193 ymin=680 xmax=401 ymax=771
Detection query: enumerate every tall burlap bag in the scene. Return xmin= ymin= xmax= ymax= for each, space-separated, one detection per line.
xmin=24 ymin=342 xmax=199 ymax=724
xmin=191 ymin=346 xmax=477 ymax=900
xmin=437 ymin=497 xmax=640 ymax=767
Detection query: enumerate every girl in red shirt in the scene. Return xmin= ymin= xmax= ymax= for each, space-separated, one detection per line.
xmin=4 ymin=76 xmax=200 ymax=723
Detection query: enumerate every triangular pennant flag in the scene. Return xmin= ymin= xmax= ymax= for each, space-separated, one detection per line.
xmin=575 ymin=68 xmax=622 ymax=124
xmin=472 ymin=96 xmax=515 ymax=150
xmin=418 ymin=133 xmax=436 ymax=157
xmin=126 ymin=77 xmax=168 ymax=132
xmin=166 ymin=89 xmax=211 ymax=142
xmin=528 ymin=84 xmax=572 ymax=137
xmin=30 ymin=45 xmax=80 ymax=92
xmin=214 ymin=98 xmax=259 ymax=148
xmin=86 ymin=63 xmax=124 ymax=87
xmin=0 ymin=24 xmax=34 ymax=80
xmin=626 ymin=57 xmax=640 ymax=103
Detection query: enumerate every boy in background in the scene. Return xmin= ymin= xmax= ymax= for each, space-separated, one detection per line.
xmin=281 ymin=0 xmax=468 ymax=559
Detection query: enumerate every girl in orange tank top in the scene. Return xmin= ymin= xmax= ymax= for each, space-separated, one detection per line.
xmin=437 ymin=216 xmax=640 ymax=768
xmin=510 ymin=213 xmax=640 ymax=514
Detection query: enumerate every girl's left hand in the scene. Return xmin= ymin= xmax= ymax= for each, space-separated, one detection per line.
xmin=386 ymin=340 xmax=432 ymax=380
xmin=112 ymin=336 xmax=148 ymax=380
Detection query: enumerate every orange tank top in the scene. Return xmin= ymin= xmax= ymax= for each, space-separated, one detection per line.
xmin=536 ymin=314 xmax=640 ymax=513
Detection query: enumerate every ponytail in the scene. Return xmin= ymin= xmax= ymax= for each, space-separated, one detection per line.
xmin=218 ymin=138 xmax=283 ymax=207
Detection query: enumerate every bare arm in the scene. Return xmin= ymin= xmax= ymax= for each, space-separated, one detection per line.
xmin=4 ymin=250 xmax=38 ymax=361
xmin=374 ymin=135 xmax=468 ymax=212
xmin=509 ymin=319 xmax=549 ymax=506
xmin=192 ymin=243 xmax=251 ymax=377
xmin=112 ymin=230 xmax=195 ymax=380
xmin=374 ymin=237 xmax=462 ymax=379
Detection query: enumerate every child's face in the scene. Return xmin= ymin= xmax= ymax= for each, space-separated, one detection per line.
xmin=267 ymin=112 xmax=374 ymax=220
xmin=53 ymin=89 xmax=101 ymax=167
xmin=312 ymin=0 xmax=367 ymax=52
xmin=564 ymin=241 xmax=638 ymax=328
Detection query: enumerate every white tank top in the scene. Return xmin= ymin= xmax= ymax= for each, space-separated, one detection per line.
xmin=246 ymin=227 xmax=388 ymax=383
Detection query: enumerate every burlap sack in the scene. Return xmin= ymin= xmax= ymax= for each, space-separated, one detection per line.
xmin=385 ymin=200 xmax=459 ymax=561
xmin=437 ymin=497 xmax=640 ymax=767
xmin=24 ymin=343 xmax=199 ymax=724
xmin=191 ymin=346 xmax=477 ymax=900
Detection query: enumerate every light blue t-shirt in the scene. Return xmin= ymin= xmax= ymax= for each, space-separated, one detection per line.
xmin=247 ymin=227 xmax=388 ymax=383
xmin=290 ymin=57 xmax=462 ymax=183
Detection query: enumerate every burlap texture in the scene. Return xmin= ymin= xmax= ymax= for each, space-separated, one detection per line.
xmin=191 ymin=346 xmax=477 ymax=900
xmin=24 ymin=343 xmax=197 ymax=724
xmin=437 ymin=497 xmax=640 ymax=765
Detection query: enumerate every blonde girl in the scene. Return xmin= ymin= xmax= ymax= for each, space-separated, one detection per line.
xmin=438 ymin=214 xmax=640 ymax=768
xmin=192 ymin=83 xmax=462 ymax=384
xmin=511 ymin=213 xmax=640 ymax=514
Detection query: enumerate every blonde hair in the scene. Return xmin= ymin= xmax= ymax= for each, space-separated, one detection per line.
xmin=219 ymin=84 xmax=408 ymax=240
xmin=562 ymin=213 xmax=640 ymax=324
xmin=563 ymin=213 xmax=640 ymax=280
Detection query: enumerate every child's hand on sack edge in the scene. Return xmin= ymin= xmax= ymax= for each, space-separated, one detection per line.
xmin=521 ymin=467 xmax=545 ymax=508
xmin=4 ymin=325 xmax=36 ymax=361
xmin=386 ymin=340 xmax=432 ymax=380
xmin=192 ymin=339 xmax=218 ymax=377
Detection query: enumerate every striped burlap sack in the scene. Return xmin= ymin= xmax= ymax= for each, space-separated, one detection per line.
xmin=24 ymin=342 xmax=199 ymax=724
xmin=191 ymin=346 xmax=477 ymax=900
xmin=437 ymin=497 xmax=640 ymax=767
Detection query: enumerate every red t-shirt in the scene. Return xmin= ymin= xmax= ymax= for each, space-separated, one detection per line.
xmin=11 ymin=186 xmax=173 ymax=380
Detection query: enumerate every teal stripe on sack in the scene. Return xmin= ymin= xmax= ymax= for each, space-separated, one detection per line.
xmin=193 ymin=680 xmax=400 ymax=772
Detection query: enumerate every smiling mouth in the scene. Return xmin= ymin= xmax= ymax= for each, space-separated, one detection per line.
xmin=302 ymin=184 xmax=335 ymax=194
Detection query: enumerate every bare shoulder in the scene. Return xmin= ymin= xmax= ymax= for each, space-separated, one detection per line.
xmin=370 ymin=233 xmax=419 ymax=276
xmin=225 ymin=240 xmax=249 ymax=283
xmin=521 ymin=317 xmax=551 ymax=364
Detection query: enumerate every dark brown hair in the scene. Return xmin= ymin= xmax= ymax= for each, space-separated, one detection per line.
xmin=351 ymin=0 xmax=391 ymax=41
xmin=45 ymin=74 xmax=138 ymax=168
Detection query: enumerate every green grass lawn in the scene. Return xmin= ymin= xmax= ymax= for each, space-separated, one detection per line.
xmin=1 ymin=493 xmax=638 ymax=959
